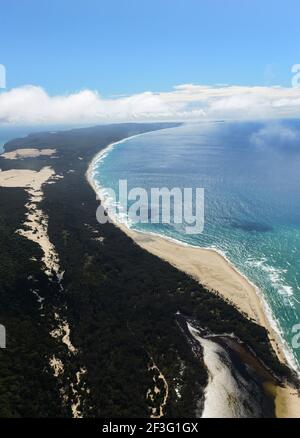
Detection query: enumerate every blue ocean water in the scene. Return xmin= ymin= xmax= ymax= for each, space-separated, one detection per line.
xmin=0 ymin=124 xmax=79 ymax=152
xmin=0 ymin=126 xmax=34 ymax=152
xmin=93 ymin=121 xmax=300 ymax=371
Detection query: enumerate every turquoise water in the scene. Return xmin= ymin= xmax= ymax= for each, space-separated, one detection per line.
xmin=93 ymin=121 xmax=300 ymax=371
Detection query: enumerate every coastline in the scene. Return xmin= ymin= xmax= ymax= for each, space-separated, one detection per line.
xmin=86 ymin=135 xmax=300 ymax=418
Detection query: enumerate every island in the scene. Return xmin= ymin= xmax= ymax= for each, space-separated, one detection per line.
xmin=0 ymin=123 xmax=298 ymax=418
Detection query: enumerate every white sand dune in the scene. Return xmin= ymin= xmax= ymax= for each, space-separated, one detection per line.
xmin=1 ymin=148 xmax=56 ymax=160
xmin=0 ymin=164 xmax=87 ymax=418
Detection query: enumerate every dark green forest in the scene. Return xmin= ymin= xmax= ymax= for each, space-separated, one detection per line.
xmin=0 ymin=123 xmax=294 ymax=418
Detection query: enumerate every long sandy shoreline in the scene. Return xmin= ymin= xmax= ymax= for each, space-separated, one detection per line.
xmin=86 ymin=136 xmax=286 ymax=361
xmin=86 ymin=134 xmax=300 ymax=418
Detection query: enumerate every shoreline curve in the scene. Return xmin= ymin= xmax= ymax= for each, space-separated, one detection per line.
xmin=86 ymin=133 xmax=300 ymax=418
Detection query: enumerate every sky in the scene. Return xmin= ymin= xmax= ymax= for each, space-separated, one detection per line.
xmin=0 ymin=0 xmax=300 ymax=124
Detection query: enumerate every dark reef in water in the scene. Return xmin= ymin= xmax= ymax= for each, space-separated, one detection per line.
xmin=230 ymin=220 xmax=273 ymax=233
xmin=0 ymin=123 xmax=293 ymax=418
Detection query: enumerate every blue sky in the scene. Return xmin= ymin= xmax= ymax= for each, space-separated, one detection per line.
xmin=1 ymin=0 xmax=300 ymax=96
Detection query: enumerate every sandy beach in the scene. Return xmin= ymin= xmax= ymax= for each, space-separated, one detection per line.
xmin=86 ymin=139 xmax=283 ymax=360
xmin=122 ymin=228 xmax=284 ymax=356
xmin=120 ymin=227 xmax=300 ymax=417
xmin=1 ymin=148 xmax=56 ymax=160
xmin=86 ymin=138 xmax=300 ymax=418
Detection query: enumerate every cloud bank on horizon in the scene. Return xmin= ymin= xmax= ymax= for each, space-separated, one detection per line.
xmin=1 ymin=83 xmax=300 ymax=125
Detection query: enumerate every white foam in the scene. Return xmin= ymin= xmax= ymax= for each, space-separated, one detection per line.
xmin=246 ymin=259 xmax=295 ymax=303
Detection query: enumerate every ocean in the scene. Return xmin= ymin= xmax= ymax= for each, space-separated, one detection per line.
xmin=91 ymin=120 xmax=300 ymax=372
xmin=0 ymin=124 xmax=80 ymax=153
xmin=0 ymin=126 xmax=34 ymax=152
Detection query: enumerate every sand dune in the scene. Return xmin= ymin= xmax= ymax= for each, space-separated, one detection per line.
xmin=1 ymin=148 xmax=56 ymax=160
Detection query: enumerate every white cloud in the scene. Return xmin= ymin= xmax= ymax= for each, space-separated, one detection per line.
xmin=1 ymin=83 xmax=300 ymax=125
xmin=250 ymin=122 xmax=300 ymax=151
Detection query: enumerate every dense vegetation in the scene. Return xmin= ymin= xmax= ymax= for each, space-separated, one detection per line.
xmin=0 ymin=123 xmax=292 ymax=417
